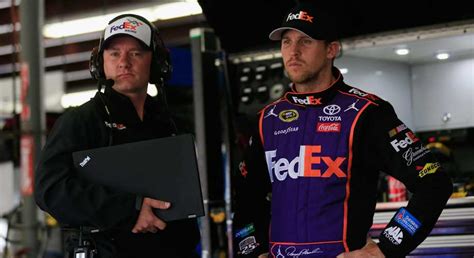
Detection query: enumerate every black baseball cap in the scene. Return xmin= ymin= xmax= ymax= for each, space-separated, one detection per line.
xmin=269 ymin=2 xmax=338 ymax=41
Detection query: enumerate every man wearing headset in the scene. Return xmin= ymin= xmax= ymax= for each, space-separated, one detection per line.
xmin=34 ymin=14 xmax=200 ymax=257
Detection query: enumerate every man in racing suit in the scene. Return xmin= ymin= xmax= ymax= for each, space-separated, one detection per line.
xmin=34 ymin=14 xmax=200 ymax=257
xmin=233 ymin=3 xmax=453 ymax=258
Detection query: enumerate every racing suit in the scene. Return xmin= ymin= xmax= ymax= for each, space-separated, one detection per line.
xmin=233 ymin=68 xmax=453 ymax=257
xmin=35 ymin=86 xmax=200 ymax=257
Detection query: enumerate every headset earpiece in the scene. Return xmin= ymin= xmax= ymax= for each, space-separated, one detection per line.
xmin=148 ymin=23 xmax=172 ymax=84
xmin=89 ymin=46 xmax=105 ymax=81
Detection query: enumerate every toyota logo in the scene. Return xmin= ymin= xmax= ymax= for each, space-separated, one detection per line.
xmin=323 ymin=105 xmax=341 ymax=115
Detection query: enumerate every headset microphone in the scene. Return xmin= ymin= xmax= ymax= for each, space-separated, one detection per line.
xmin=97 ymin=78 xmax=114 ymax=91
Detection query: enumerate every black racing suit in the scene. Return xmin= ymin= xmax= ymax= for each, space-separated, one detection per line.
xmin=35 ymin=86 xmax=200 ymax=258
xmin=233 ymin=68 xmax=453 ymax=257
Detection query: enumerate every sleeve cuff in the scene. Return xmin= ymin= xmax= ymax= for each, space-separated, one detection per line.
xmin=135 ymin=195 xmax=143 ymax=210
xmin=378 ymin=207 xmax=422 ymax=257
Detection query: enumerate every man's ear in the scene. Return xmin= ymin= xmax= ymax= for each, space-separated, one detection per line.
xmin=327 ymin=41 xmax=341 ymax=59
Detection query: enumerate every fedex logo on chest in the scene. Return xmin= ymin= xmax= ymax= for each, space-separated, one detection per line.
xmin=265 ymin=145 xmax=346 ymax=182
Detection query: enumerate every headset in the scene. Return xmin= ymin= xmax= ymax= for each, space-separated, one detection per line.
xmin=89 ymin=14 xmax=172 ymax=85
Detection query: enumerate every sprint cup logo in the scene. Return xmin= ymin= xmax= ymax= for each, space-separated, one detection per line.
xmin=279 ymin=109 xmax=299 ymax=122
xmin=383 ymin=226 xmax=403 ymax=245
xmin=265 ymin=145 xmax=346 ymax=182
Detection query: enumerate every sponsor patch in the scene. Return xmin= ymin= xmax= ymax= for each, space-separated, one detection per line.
xmin=274 ymin=126 xmax=299 ymax=136
xmin=402 ymin=145 xmax=430 ymax=166
xmin=264 ymin=105 xmax=278 ymax=119
xmin=394 ymin=208 xmax=421 ymax=236
xmin=388 ymin=124 xmax=408 ymax=137
xmin=383 ymin=226 xmax=403 ymax=245
xmin=265 ymin=145 xmax=347 ymax=182
xmin=104 ymin=121 xmax=127 ymax=130
xmin=317 ymin=122 xmax=341 ymax=132
xmin=344 ymin=99 xmax=360 ymax=112
xmin=291 ymin=96 xmax=322 ymax=105
xmin=235 ymin=224 xmax=255 ymax=239
xmin=348 ymin=88 xmax=378 ymax=101
xmin=318 ymin=116 xmax=341 ymax=122
xmin=418 ymin=162 xmax=440 ymax=178
xmin=390 ymin=131 xmax=419 ymax=152
xmin=287 ymin=11 xmax=314 ymax=23
xmin=238 ymin=236 xmax=258 ymax=255
xmin=239 ymin=161 xmax=248 ymax=178
xmin=279 ymin=109 xmax=299 ymax=122
xmin=323 ymin=105 xmax=341 ymax=115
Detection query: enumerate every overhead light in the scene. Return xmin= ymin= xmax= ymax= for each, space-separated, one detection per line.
xmin=43 ymin=1 xmax=202 ymax=38
xmin=436 ymin=52 xmax=450 ymax=60
xmin=61 ymin=84 xmax=158 ymax=108
xmin=60 ymin=89 xmax=96 ymax=108
xmin=340 ymin=68 xmax=348 ymax=74
xmin=395 ymin=48 xmax=410 ymax=56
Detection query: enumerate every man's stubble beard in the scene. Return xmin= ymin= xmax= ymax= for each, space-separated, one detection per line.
xmin=287 ymin=69 xmax=320 ymax=86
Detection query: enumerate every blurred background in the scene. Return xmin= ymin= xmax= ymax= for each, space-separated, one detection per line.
xmin=0 ymin=0 xmax=473 ymax=257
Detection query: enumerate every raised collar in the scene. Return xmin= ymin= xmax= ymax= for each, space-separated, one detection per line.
xmin=284 ymin=67 xmax=344 ymax=107
xmin=102 ymin=86 xmax=159 ymax=125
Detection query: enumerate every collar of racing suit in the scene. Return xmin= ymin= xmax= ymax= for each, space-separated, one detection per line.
xmin=285 ymin=67 xmax=344 ymax=107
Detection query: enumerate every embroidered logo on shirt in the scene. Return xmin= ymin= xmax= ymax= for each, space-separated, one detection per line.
xmin=394 ymin=208 xmax=421 ymax=235
xmin=383 ymin=226 xmax=403 ymax=245
xmin=279 ymin=109 xmax=299 ymax=122
xmin=104 ymin=121 xmax=127 ymax=130
xmin=79 ymin=156 xmax=91 ymax=167
xmin=238 ymin=236 xmax=258 ymax=255
xmin=418 ymin=162 xmax=440 ymax=178
xmin=235 ymin=224 xmax=255 ymax=239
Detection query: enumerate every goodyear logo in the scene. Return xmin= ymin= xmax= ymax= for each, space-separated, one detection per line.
xmin=279 ymin=109 xmax=299 ymax=122
xmin=418 ymin=162 xmax=440 ymax=178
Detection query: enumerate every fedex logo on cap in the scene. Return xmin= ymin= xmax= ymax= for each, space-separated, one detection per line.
xmin=287 ymin=11 xmax=314 ymax=23
xmin=110 ymin=19 xmax=144 ymax=33
xmin=265 ymin=145 xmax=346 ymax=182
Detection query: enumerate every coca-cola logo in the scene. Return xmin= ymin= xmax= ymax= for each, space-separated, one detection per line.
xmin=316 ymin=122 xmax=341 ymax=132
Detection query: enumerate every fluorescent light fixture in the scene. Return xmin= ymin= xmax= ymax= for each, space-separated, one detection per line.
xmin=436 ymin=52 xmax=450 ymax=60
xmin=395 ymin=48 xmax=410 ymax=56
xmin=43 ymin=1 xmax=202 ymax=38
xmin=61 ymin=84 xmax=158 ymax=108
xmin=340 ymin=68 xmax=348 ymax=74
xmin=0 ymin=0 xmax=21 ymax=9
xmin=61 ymin=89 xmax=96 ymax=108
